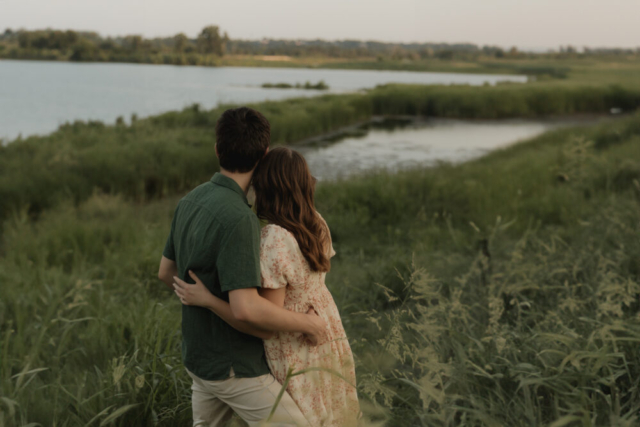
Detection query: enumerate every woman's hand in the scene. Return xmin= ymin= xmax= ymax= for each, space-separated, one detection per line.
xmin=173 ymin=270 xmax=215 ymax=307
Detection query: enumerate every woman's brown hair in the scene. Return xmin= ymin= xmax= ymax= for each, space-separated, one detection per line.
xmin=252 ymin=147 xmax=331 ymax=272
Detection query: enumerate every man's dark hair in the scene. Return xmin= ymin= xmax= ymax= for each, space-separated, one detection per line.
xmin=215 ymin=107 xmax=270 ymax=173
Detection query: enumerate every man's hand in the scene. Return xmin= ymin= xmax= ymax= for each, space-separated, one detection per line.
xmin=304 ymin=307 xmax=328 ymax=346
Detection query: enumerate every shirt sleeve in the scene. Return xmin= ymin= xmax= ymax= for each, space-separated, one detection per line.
xmin=162 ymin=205 xmax=178 ymax=261
xmin=216 ymin=213 xmax=262 ymax=293
xmin=260 ymin=225 xmax=302 ymax=289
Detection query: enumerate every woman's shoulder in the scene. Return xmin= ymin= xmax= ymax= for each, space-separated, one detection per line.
xmin=261 ymin=223 xmax=298 ymax=247
xmin=261 ymin=222 xmax=291 ymax=237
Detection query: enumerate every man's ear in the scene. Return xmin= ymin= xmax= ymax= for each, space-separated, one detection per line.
xmin=215 ymin=143 xmax=219 ymax=158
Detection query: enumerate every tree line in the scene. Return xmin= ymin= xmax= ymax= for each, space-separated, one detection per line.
xmin=1 ymin=25 xmax=639 ymax=65
xmin=0 ymin=26 xmax=229 ymax=64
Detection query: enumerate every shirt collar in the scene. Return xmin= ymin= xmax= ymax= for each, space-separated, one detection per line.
xmin=210 ymin=173 xmax=250 ymax=205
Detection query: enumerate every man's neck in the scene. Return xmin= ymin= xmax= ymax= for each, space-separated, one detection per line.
xmin=219 ymin=168 xmax=253 ymax=194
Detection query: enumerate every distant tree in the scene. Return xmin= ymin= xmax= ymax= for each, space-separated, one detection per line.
xmin=436 ymin=49 xmax=454 ymax=60
xmin=99 ymin=37 xmax=117 ymax=51
xmin=64 ymin=30 xmax=78 ymax=49
xmin=419 ymin=47 xmax=434 ymax=59
xmin=4 ymin=28 xmax=12 ymax=36
xmin=70 ymin=39 xmax=97 ymax=61
xmin=174 ymin=33 xmax=189 ymax=53
xmin=17 ymin=31 xmax=33 ymax=49
xmin=482 ymin=45 xmax=503 ymax=58
xmin=223 ymin=31 xmax=230 ymax=53
xmin=124 ymin=35 xmax=144 ymax=52
xmin=197 ymin=25 xmax=225 ymax=56
xmin=391 ymin=46 xmax=405 ymax=60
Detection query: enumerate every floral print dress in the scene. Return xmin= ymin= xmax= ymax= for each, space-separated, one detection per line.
xmin=260 ymin=220 xmax=360 ymax=427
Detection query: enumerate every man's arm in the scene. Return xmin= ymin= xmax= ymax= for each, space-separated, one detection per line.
xmin=158 ymin=256 xmax=178 ymax=290
xmin=173 ymin=271 xmax=274 ymax=340
xmin=213 ymin=213 xmax=327 ymax=343
xmin=173 ymin=274 xmax=325 ymax=343
xmin=200 ymin=291 xmax=275 ymax=340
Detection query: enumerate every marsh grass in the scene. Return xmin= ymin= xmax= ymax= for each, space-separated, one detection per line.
xmin=2 ymin=83 xmax=639 ymax=226
xmin=261 ymin=81 xmax=329 ymax=90
xmin=2 ymin=112 xmax=640 ymax=425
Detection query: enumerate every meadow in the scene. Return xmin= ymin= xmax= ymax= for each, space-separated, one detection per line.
xmin=1 ymin=63 xmax=640 ymax=426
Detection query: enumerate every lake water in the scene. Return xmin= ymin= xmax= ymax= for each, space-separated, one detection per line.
xmin=296 ymin=118 xmax=593 ymax=180
xmin=0 ymin=60 xmax=526 ymax=141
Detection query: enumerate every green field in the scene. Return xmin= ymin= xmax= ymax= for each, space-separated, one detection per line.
xmin=1 ymin=62 xmax=640 ymax=426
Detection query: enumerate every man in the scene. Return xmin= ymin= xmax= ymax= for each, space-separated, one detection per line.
xmin=158 ymin=107 xmax=324 ymax=426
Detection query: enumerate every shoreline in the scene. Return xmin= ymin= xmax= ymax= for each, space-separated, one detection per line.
xmin=293 ymin=113 xmax=619 ymax=147
xmin=0 ymin=55 xmax=539 ymax=76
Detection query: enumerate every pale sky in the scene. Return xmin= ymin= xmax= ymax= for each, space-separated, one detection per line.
xmin=1 ymin=0 xmax=638 ymax=50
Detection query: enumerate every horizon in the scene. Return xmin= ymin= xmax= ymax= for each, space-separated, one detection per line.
xmin=1 ymin=26 xmax=635 ymax=54
xmin=2 ymin=0 xmax=639 ymax=51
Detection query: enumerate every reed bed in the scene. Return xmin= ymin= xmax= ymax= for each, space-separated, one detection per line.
xmin=1 ymin=83 xmax=639 ymax=224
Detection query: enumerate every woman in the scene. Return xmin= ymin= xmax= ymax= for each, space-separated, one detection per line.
xmin=174 ymin=147 xmax=360 ymax=426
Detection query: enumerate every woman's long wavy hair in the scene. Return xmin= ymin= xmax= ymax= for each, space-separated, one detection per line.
xmin=252 ymin=147 xmax=331 ymax=272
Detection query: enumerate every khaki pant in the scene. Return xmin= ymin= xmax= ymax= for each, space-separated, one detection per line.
xmin=187 ymin=368 xmax=309 ymax=427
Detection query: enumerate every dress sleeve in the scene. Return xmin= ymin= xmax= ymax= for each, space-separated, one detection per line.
xmin=260 ymin=225 xmax=303 ymax=289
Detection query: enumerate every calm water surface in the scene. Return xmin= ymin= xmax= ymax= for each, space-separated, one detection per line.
xmin=297 ymin=118 xmax=591 ymax=180
xmin=0 ymin=60 xmax=526 ymax=141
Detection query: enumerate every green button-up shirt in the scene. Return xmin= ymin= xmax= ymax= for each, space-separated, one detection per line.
xmin=163 ymin=173 xmax=270 ymax=380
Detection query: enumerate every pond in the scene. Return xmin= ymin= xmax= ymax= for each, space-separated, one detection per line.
xmin=295 ymin=117 xmax=600 ymax=180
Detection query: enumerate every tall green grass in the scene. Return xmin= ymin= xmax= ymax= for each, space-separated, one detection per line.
xmin=368 ymin=83 xmax=640 ymax=118
xmin=2 ymin=113 xmax=640 ymax=425
xmin=318 ymin=113 xmax=640 ymax=426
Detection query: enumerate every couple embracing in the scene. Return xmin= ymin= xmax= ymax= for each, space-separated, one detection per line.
xmin=157 ymin=107 xmax=360 ymax=426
